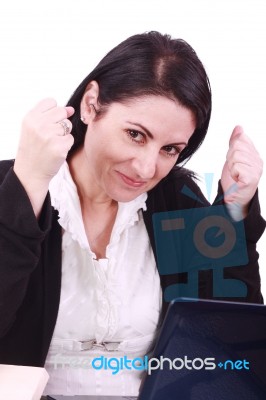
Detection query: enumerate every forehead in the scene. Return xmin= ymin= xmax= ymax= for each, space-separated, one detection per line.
xmin=107 ymin=95 xmax=196 ymax=141
xmin=112 ymin=95 xmax=193 ymax=116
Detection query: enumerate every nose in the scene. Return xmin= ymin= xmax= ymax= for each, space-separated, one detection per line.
xmin=131 ymin=150 xmax=157 ymax=180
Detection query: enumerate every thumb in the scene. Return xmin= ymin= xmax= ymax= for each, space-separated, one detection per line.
xmin=229 ymin=125 xmax=244 ymax=145
xmin=65 ymin=106 xmax=75 ymax=118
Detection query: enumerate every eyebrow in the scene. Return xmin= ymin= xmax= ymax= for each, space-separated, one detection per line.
xmin=126 ymin=121 xmax=154 ymax=139
xmin=126 ymin=121 xmax=188 ymax=146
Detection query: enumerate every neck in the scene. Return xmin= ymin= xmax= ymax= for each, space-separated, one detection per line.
xmin=68 ymin=148 xmax=119 ymax=259
xmin=68 ymin=147 xmax=114 ymax=208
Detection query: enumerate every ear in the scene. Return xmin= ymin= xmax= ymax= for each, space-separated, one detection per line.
xmin=80 ymin=80 xmax=100 ymax=123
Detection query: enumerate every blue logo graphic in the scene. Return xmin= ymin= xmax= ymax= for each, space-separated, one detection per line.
xmin=152 ymin=182 xmax=248 ymax=301
xmin=52 ymin=353 xmax=250 ymax=374
xmin=204 ymin=172 xmax=214 ymax=202
xmin=217 ymin=359 xmax=250 ymax=370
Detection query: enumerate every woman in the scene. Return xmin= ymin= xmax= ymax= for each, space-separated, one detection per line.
xmin=0 ymin=31 xmax=265 ymax=396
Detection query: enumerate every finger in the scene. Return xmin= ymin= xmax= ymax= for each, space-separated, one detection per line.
xmin=228 ymin=127 xmax=258 ymax=157
xmin=61 ymin=133 xmax=75 ymax=154
xmin=34 ymin=98 xmax=58 ymax=113
xmin=229 ymin=125 xmax=244 ymax=144
xmin=226 ymin=137 xmax=262 ymax=167
xmin=227 ymin=139 xmax=260 ymax=164
xmin=53 ymin=133 xmax=75 ymax=157
xmin=226 ymin=153 xmax=263 ymax=184
xmin=230 ymin=136 xmax=255 ymax=153
xmin=33 ymin=98 xmax=75 ymax=119
xmin=229 ymin=162 xmax=260 ymax=187
xmin=226 ymin=148 xmax=260 ymax=168
xmin=65 ymin=106 xmax=75 ymax=118
xmin=43 ymin=106 xmax=74 ymax=124
xmin=57 ymin=119 xmax=73 ymax=136
xmin=227 ymin=151 xmax=263 ymax=182
xmin=229 ymin=131 xmax=256 ymax=151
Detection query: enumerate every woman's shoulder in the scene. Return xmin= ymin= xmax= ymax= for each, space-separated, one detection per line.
xmin=146 ymin=166 xmax=208 ymax=212
xmin=151 ymin=165 xmax=201 ymax=195
xmin=164 ymin=165 xmax=198 ymax=184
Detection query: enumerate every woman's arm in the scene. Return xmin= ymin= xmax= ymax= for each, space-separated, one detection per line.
xmin=13 ymin=98 xmax=74 ymax=218
xmin=0 ymin=161 xmax=52 ymax=338
xmin=0 ymin=97 xmax=74 ymax=337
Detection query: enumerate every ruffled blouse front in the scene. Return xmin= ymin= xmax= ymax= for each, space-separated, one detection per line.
xmin=43 ymin=162 xmax=162 ymax=396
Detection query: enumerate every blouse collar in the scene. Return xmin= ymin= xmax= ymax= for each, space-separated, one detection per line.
xmin=49 ymin=162 xmax=147 ymax=251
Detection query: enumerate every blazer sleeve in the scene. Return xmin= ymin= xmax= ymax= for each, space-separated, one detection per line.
xmin=0 ymin=161 xmax=52 ymax=338
xmin=179 ymin=176 xmax=266 ymax=304
xmin=212 ymin=180 xmax=266 ymax=303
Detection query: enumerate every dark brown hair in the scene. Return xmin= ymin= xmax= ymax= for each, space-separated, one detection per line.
xmin=67 ymin=31 xmax=211 ymax=164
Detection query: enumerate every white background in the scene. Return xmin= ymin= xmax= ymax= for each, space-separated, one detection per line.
xmin=0 ymin=0 xmax=265 ymax=298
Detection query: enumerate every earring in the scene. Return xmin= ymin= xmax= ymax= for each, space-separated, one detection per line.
xmin=80 ymin=116 xmax=86 ymax=123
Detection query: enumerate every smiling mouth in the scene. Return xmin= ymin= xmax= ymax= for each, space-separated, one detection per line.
xmin=116 ymin=171 xmax=147 ymax=188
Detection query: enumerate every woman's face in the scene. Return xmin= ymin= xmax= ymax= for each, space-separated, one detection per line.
xmin=80 ymin=95 xmax=196 ymax=202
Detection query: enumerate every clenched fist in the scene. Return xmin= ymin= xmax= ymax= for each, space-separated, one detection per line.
xmin=221 ymin=126 xmax=263 ymax=219
xmin=14 ymin=98 xmax=75 ymax=217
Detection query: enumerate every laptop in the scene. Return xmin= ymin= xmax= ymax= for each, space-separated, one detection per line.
xmin=46 ymin=298 xmax=266 ymax=400
xmin=138 ymin=298 xmax=266 ymax=400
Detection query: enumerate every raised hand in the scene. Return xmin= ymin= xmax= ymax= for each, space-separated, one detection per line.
xmin=221 ymin=126 xmax=263 ymax=219
xmin=14 ymin=98 xmax=75 ymax=217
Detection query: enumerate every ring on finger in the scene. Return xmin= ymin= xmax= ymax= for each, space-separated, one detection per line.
xmin=58 ymin=120 xmax=71 ymax=136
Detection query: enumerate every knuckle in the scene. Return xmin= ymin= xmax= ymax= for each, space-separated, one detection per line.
xmin=43 ymin=97 xmax=57 ymax=109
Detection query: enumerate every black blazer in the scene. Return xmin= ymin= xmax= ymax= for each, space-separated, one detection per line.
xmin=0 ymin=160 xmax=265 ymax=367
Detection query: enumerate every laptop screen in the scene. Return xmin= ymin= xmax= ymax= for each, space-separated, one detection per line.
xmin=138 ymin=298 xmax=266 ymax=400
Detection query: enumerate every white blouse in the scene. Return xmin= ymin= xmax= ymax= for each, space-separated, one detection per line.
xmin=43 ymin=162 xmax=162 ymax=396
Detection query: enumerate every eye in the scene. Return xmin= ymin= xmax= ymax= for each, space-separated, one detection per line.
xmin=126 ymin=129 xmax=145 ymax=144
xmin=162 ymin=145 xmax=182 ymax=157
